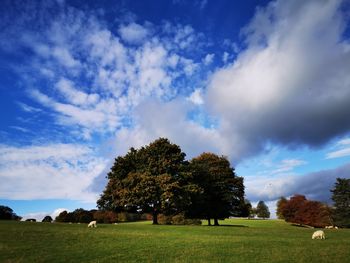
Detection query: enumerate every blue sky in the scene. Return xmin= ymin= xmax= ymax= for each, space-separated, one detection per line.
xmin=1 ymin=0 xmax=350 ymax=220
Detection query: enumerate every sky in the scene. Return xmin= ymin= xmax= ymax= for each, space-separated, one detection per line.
xmin=1 ymin=0 xmax=350 ymax=221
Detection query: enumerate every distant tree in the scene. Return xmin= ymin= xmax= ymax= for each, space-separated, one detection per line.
xmin=294 ymin=200 xmax=331 ymax=228
xmin=72 ymin=208 xmax=93 ymax=223
xmin=256 ymin=201 xmax=270 ymax=219
xmin=189 ymin=153 xmax=245 ymax=226
xmin=241 ymin=199 xmax=252 ymax=218
xmin=98 ymin=138 xmax=188 ymax=225
xmin=42 ymin=216 xmax=53 ymax=223
xmin=0 ymin=205 xmax=21 ymax=220
xmin=281 ymin=194 xmax=331 ymax=227
xmin=93 ymin=210 xmax=118 ymax=223
xmin=281 ymin=195 xmax=307 ymax=222
xmin=25 ymin=218 xmax=36 ymax=222
xmin=331 ymin=178 xmax=350 ymax=228
xmin=276 ymin=197 xmax=288 ymax=219
xmin=55 ymin=211 xmax=73 ymax=222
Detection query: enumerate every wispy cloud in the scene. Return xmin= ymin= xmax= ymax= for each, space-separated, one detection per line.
xmin=0 ymin=144 xmax=107 ymax=201
xmin=270 ymin=159 xmax=307 ymax=175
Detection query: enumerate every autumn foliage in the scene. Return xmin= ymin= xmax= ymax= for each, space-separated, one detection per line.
xmin=280 ymin=195 xmax=331 ymax=227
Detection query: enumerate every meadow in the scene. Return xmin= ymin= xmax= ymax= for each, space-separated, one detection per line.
xmin=0 ymin=219 xmax=349 ymax=263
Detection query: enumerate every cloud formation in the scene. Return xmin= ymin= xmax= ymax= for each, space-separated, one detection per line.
xmin=207 ymin=0 xmax=350 ymax=162
xmin=0 ymin=144 xmax=107 ymax=201
xmin=246 ymin=161 xmax=350 ymax=204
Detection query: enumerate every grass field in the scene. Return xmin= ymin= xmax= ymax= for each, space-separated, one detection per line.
xmin=0 ymin=219 xmax=349 ymax=263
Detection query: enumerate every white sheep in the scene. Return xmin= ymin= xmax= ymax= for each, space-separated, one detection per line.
xmin=88 ymin=220 xmax=97 ymax=228
xmin=312 ymin=230 xmax=325 ymax=239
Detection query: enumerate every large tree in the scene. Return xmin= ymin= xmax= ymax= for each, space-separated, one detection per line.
xmin=256 ymin=201 xmax=270 ymax=219
xmin=331 ymin=178 xmax=350 ymax=228
xmin=0 ymin=205 xmax=21 ymax=220
xmin=97 ymin=138 xmax=189 ymax=224
xmin=188 ymin=153 xmax=245 ymax=226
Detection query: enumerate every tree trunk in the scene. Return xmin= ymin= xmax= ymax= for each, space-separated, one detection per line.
xmin=152 ymin=210 xmax=158 ymax=225
xmin=214 ymin=218 xmax=219 ymax=226
xmin=207 ymin=218 xmax=211 ymax=226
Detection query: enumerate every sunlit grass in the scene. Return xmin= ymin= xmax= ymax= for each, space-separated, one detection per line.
xmin=0 ymin=219 xmax=349 ymax=262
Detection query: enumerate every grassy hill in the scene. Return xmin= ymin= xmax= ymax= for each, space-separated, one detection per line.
xmin=1 ymin=219 xmax=349 ymax=262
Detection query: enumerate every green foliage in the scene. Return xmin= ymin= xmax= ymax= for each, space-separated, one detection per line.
xmin=276 ymin=197 xmax=288 ymax=219
xmin=98 ymin=138 xmax=190 ymax=224
xmin=157 ymin=213 xmax=202 ymax=225
xmin=55 ymin=209 xmax=93 ymax=223
xmin=42 ymin=216 xmax=53 ymax=223
xmin=0 ymin=205 xmax=21 ymax=221
xmin=256 ymin=201 xmax=270 ymax=219
xmin=331 ymin=178 xmax=350 ymax=228
xmin=188 ymin=153 xmax=245 ymax=225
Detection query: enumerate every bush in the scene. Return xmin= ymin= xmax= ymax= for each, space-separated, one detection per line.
xmin=158 ymin=214 xmax=172 ymax=225
xmin=159 ymin=213 xmax=202 ymax=225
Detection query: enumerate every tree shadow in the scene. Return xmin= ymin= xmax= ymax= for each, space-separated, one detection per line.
xmin=206 ymin=224 xmax=248 ymax=227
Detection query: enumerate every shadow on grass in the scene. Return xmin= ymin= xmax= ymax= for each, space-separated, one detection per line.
xmin=206 ymin=225 xmax=248 ymax=228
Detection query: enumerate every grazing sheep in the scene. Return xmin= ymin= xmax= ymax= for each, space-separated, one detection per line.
xmin=325 ymin=226 xmax=333 ymax=229
xmin=312 ymin=230 xmax=325 ymax=240
xmin=88 ymin=220 xmax=97 ymax=228
xmin=334 ymin=226 xmax=338 ymax=229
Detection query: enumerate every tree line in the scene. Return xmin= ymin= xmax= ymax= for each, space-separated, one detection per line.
xmin=98 ymin=138 xmax=247 ymax=225
xmin=276 ymin=178 xmax=350 ymax=228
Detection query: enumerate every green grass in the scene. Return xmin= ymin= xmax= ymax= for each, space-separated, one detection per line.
xmin=1 ymin=219 xmax=349 ymax=262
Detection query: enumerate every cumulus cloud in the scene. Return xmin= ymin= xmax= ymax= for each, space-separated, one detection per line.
xmin=188 ymin=89 xmax=204 ymax=105
xmin=112 ymin=99 xmax=223 ymax=159
xmin=118 ymin=22 xmax=150 ymax=44
xmin=0 ymin=144 xmax=107 ymax=201
xmin=207 ymin=0 xmax=350 ymax=162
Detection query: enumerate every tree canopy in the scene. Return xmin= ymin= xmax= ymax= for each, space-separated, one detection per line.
xmin=276 ymin=197 xmax=288 ymax=219
xmin=42 ymin=216 xmax=53 ymax=223
xmin=280 ymin=195 xmax=331 ymax=227
xmin=188 ymin=152 xmax=245 ymax=225
xmin=256 ymin=201 xmax=270 ymax=219
xmin=0 ymin=205 xmax=21 ymax=221
xmin=98 ymin=138 xmax=190 ymax=224
xmin=331 ymin=178 xmax=350 ymax=227
xmin=98 ymin=138 xmax=247 ymax=225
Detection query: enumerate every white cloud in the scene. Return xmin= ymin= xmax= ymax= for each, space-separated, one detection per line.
xmin=118 ymin=22 xmax=150 ymax=44
xmin=245 ymin=161 xmax=350 ymax=204
xmin=337 ymin=138 xmax=350 ymax=146
xmin=270 ymin=159 xmax=306 ymax=175
xmin=222 ymin=52 xmax=229 ymax=63
xmin=326 ymin=148 xmax=350 ymax=159
xmin=21 ymin=208 xmax=69 ymax=222
xmin=56 ymin=78 xmax=100 ymax=106
xmin=0 ymin=144 xmax=108 ymax=201
xmin=113 ymin=99 xmax=223 ymax=159
xmin=188 ymin=89 xmax=204 ymax=105
xmin=52 ymin=47 xmax=81 ymax=68
xmin=206 ymin=0 xmax=350 ymax=162
xmin=203 ymin=53 xmax=214 ymax=65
